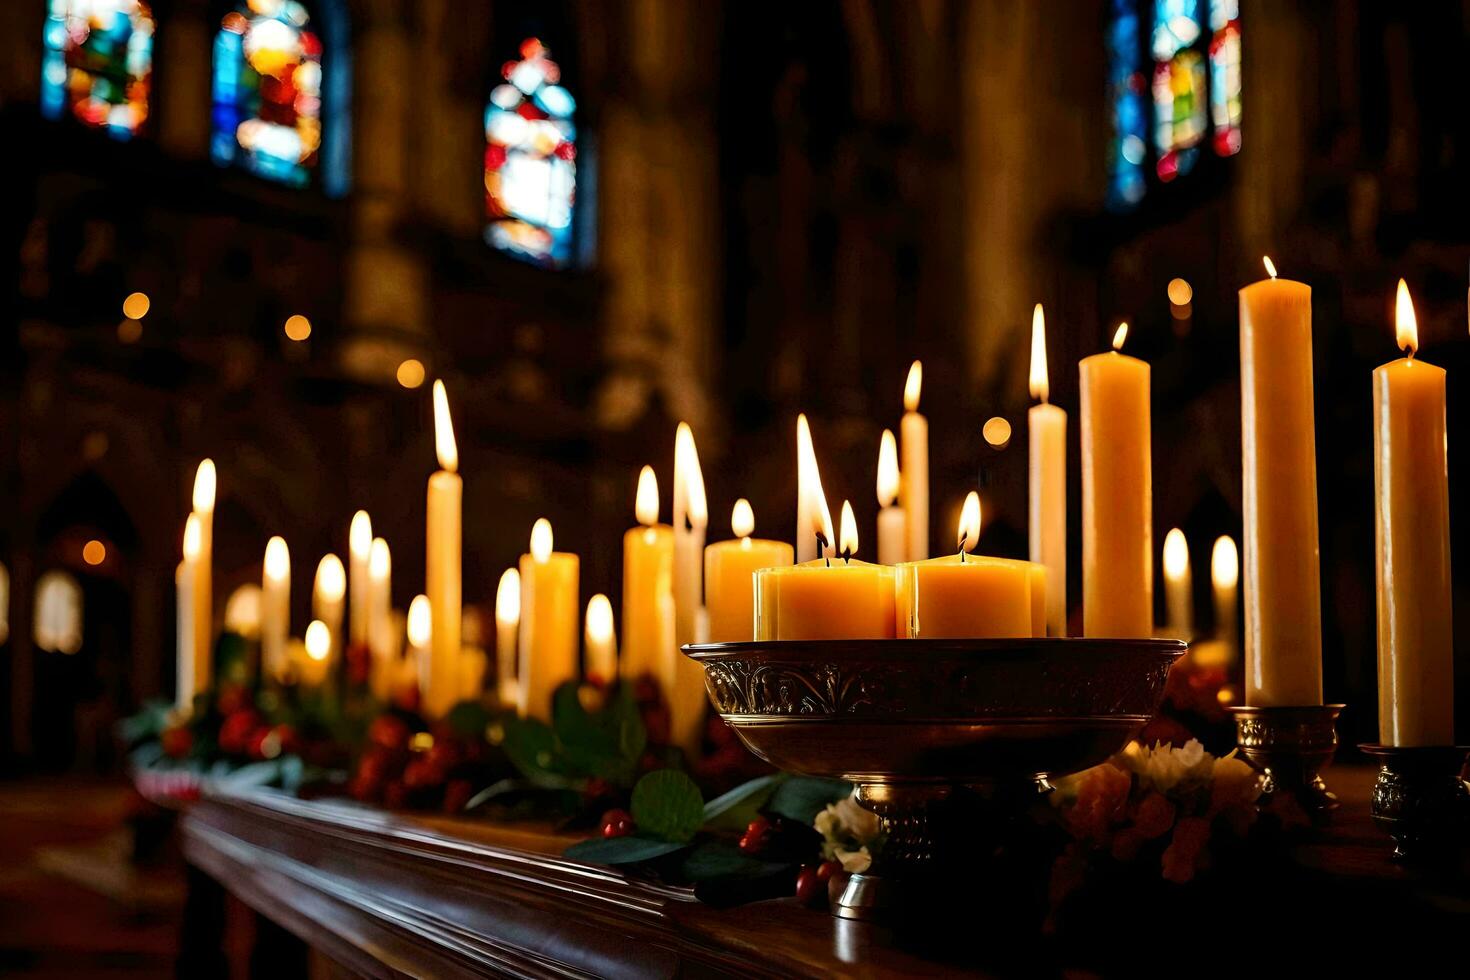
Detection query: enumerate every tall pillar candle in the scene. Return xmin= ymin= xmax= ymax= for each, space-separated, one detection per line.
xmin=671 ymin=423 xmax=709 ymax=755
xmin=585 ymin=593 xmax=617 ymax=684
xmin=1373 ymin=281 xmax=1453 ymax=745
xmin=1028 ymin=305 xmax=1068 ymax=636
xmin=900 ymin=361 xmax=929 ymax=561
xmin=406 ymin=595 xmax=432 ymax=706
xmin=705 ymin=500 xmax=793 ymax=642
xmin=518 ymin=519 xmax=579 ymax=722
xmin=175 ymin=519 xmax=199 ymax=710
xmin=190 ymin=460 xmax=215 ymax=692
xmin=348 ymin=511 xmax=372 ymax=648
xmin=425 ymin=380 xmax=463 ymax=718
xmin=621 ymin=466 xmax=674 ymax=682
xmin=495 ymin=568 xmax=521 ymax=707
xmin=875 ymin=431 xmax=906 ymax=565
xmin=312 ymin=554 xmax=346 ymax=669
xmin=1079 ymin=325 xmax=1152 ymax=637
xmin=368 ymin=537 xmax=393 ymax=700
xmin=1162 ymin=528 xmax=1192 ymax=637
xmin=261 ymin=536 xmax=290 ymax=684
xmin=1239 ymin=260 xmax=1322 ymax=705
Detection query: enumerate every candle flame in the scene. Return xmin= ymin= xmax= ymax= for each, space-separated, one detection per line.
xmin=674 ymin=422 xmax=708 ymax=527
xmin=903 ymin=361 xmax=922 ymax=412
xmin=1211 ymin=535 xmax=1239 ymax=590
xmin=586 ymin=594 xmax=614 ymax=646
xmin=839 ymin=500 xmax=858 ymax=559
xmin=406 ymin=595 xmax=432 ymax=648
xmin=1163 ymin=528 xmax=1189 ymax=582
xmin=635 ymin=465 xmax=659 ymax=527
xmin=1395 ymin=278 xmax=1418 ymax=355
xmin=192 ymin=459 xmax=216 ymax=513
xmin=304 ymin=620 xmax=330 ymax=661
xmin=876 ymin=429 xmax=900 ymax=507
xmin=957 ymin=491 xmax=980 ymax=554
xmin=797 ymin=414 xmax=835 ymax=555
xmin=495 ymin=568 xmax=521 ymax=626
xmin=1029 ymin=304 xmax=1049 ymax=402
xmin=1111 ymin=322 xmax=1129 ymax=352
xmin=530 ymin=518 xmax=553 ymax=562
xmin=433 ymin=379 xmax=458 ymax=473
xmin=732 ymin=498 xmax=755 ymax=539
xmin=369 ymin=537 xmax=390 ymax=581
xmin=183 ymin=513 xmax=202 ymax=560
xmin=349 ymin=511 xmax=372 ymax=559
xmin=1263 ymin=256 xmax=1277 ymax=279
xmin=264 ymin=536 xmax=289 ymax=581
xmin=315 ymin=554 xmax=345 ymax=602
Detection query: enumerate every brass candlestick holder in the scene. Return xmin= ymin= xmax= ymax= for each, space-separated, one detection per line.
xmin=1358 ymin=744 xmax=1470 ymax=862
xmin=1229 ymin=704 xmax=1344 ymax=820
xmin=685 ymin=637 xmax=1185 ymax=920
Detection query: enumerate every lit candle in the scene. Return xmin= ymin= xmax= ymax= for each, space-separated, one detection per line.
xmin=1211 ymin=535 xmax=1239 ymax=660
xmin=176 ymin=515 xmax=201 ymax=710
xmin=620 ymin=466 xmax=674 ymax=682
xmin=1079 ymin=324 xmax=1152 ymax=637
xmin=312 ymin=554 xmax=345 ymax=669
xmin=1240 ymin=257 xmax=1321 ymax=705
xmin=518 ymin=519 xmax=579 ymax=722
xmin=425 ymin=380 xmax=463 ymax=718
xmin=1162 ymin=528 xmax=1192 ymax=638
xmin=705 ymin=499 xmax=793 ymax=642
xmin=348 ymin=510 xmax=372 ymax=648
xmin=368 ymin=537 xmax=392 ymax=701
xmin=300 ymin=619 xmax=331 ymax=688
xmin=585 ymin=593 xmax=617 ymax=684
xmin=495 ymin=568 xmax=521 ymax=707
xmin=900 ymin=361 xmax=929 ymax=561
xmin=1374 ymin=280 xmax=1453 ymax=746
xmin=261 ymin=536 xmax=291 ymax=684
xmin=875 ymin=431 xmax=906 ymax=565
xmin=671 ymin=424 xmax=710 ymax=754
xmin=190 ymin=460 xmax=215 ymax=691
xmin=406 ymin=594 xmax=431 ymax=704
xmin=1028 ymin=305 xmax=1068 ymax=636
xmin=895 ymin=492 xmax=1034 ymax=639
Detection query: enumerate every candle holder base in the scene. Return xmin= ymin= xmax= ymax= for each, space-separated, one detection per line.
xmin=1229 ymin=705 xmax=1344 ymax=822
xmin=1358 ymin=744 xmax=1470 ymax=862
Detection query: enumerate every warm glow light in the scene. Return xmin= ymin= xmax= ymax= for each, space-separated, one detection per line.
xmin=1167 ymin=278 xmax=1193 ymax=306
xmin=304 ymin=620 xmax=331 ymax=661
xmin=586 ymin=594 xmax=614 ymax=645
xmin=530 ymin=518 xmax=553 ymax=562
xmin=982 ymin=417 xmax=1012 ymax=449
xmin=82 ymin=540 xmax=106 ymax=566
xmin=495 ymin=569 xmax=521 ymax=626
xmin=284 ymin=314 xmax=312 ymax=341
xmin=838 ymin=500 xmax=859 ymax=559
xmin=1395 ymin=278 xmax=1418 ymax=355
xmin=349 ymin=511 xmax=372 ymax=560
xmin=1211 ymin=535 xmax=1239 ymax=590
xmin=192 ymin=459 xmax=216 ymax=513
xmin=732 ymin=498 xmax=755 ymax=539
xmin=122 ymin=292 xmax=150 ymax=320
xmin=369 ymin=537 xmax=390 ymax=581
xmin=397 ymin=359 xmax=426 ymax=389
xmin=957 ymin=491 xmax=981 ymax=554
xmin=433 ymin=380 xmax=459 ymax=473
xmin=675 ymin=423 xmax=708 ymax=527
xmin=797 ymin=414 xmax=835 ymax=552
xmin=1028 ymin=304 xmax=1049 ymax=402
xmin=1263 ymin=256 xmax=1277 ymax=279
xmin=876 ymin=429 xmax=900 ymax=507
xmin=1163 ymin=528 xmax=1189 ymax=582
xmin=1111 ymin=323 xmax=1129 ymax=352
xmin=315 ymin=554 xmax=345 ymax=602
xmin=183 ymin=514 xmax=202 ymax=560
xmin=407 ymin=595 xmax=432 ymax=648
xmin=635 ymin=466 xmax=659 ymax=527
xmin=903 ymin=361 xmax=922 ymax=413
xmin=265 ymin=536 xmax=290 ymax=582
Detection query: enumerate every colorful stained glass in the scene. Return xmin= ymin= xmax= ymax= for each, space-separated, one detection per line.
xmin=1151 ymin=0 xmax=1207 ymax=181
xmin=1106 ymin=0 xmax=1148 ymax=211
xmin=1208 ymin=0 xmax=1242 ymax=156
xmin=484 ymin=38 xmax=578 ymax=268
xmin=211 ymin=1 xmax=323 ymax=188
xmin=40 ymin=0 xmax=154 ymax=139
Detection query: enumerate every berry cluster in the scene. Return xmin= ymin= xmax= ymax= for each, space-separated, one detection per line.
xmin=348 ymin=714 xmax=481 ymax=814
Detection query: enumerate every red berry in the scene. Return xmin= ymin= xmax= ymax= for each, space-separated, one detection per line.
xmin=403 ymin=757 xmax=445 ymax=789
xmin=816 ymin=860 xmax=842 ymax=882
xmin=246 ymin=727 xmax=276 ymax=760
xmin=425 ymin=739 xmax=462 ymax=773
xmin=368 ymin=715 xmax=411 ymax=751
xmin=583 ymin=777 xmax=612 ymax=802
xmin=216 ymin=684 xmax=250 ymax=716
xmin=600 ymin=808 xmax=634 ymax=838
xmin=219 ymin=710 xmax=262 ymax=754
xmin=160 ymin=726 xmax=193 ymax=759
xmin=795 ymin=866 xmax=824 ymax=906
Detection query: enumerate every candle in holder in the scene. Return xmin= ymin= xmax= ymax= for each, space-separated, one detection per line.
xmin=671 ymin=424 xmax=710 ymax=754
xmin=901 ymin=361 xmax=929 ymax=561
xmin=425 ymin=380 xmax=463 ymax=719
xmin=1162 ymin=528 xmax=1192 ymax=638
xmin=1028 ymin=304 xmax=1068 ymax=636
xmin=1080 ymin=324 xmax=1152 ymax=637
xmin=190 ymin=459 xmax=215 ymax=692
xmin=300 ymin=620 xmax=331 ymax=688
xmin=495 ymin=568 xmax=521 ymax=707
xmin=368 ymin=538 xmax=392 ymax=700
xmin=621 ymin=466 xmax=674 ymax=682
xmin=1211 ymin=535 xmax=1239 ymax=660
xmin=1374 ymin=280 xmax=1453 ymax=746
xmin=705 ymin=499 xmax=793 ymax=642
xmin=585 ymin=593 xmax=617 ymax=684
xmin=261 ymin=536 xmax=290 ymax=684
xmin=1240 ymin=258 xmax=1322 ymax=705
xmin=348 ymin=510 xmax=372 ymax=649
xmin=895 ymin=492 xmax=1033 ymax=639
xmin=518 ymin=519 xmax=579 ymax=722
xmin=875 ymin=431 xmax=905 ymax=565
xmin=176 ymin=514 xmax=201 ymax=709
xmin=406 ymin=594 xmax=431 ymax=704
xmin=312 ymin=554 xmax=345 ymax=668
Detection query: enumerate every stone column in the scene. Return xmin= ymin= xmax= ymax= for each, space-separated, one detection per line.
xmin=156 ymin=0 xmax=212 ymax=160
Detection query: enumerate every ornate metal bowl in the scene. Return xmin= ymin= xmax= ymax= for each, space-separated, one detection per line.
xmin=684 ymin=638 xmax=1185 ymax=919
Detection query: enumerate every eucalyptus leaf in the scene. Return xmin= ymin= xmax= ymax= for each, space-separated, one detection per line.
xmin=767 ymin=776 xmax=853 ymax=824
xmin=680 ymin=841 xmax=790 ymax=882
xmin=564 ymin=835 xmax=688 ymax=866
xmin=702 ymin=774 xmax=784 ymax=831
xmin=502 ymin=718 xmax=558 ymax=780
xmin=631 ymin=769 xmax=705 ymax=843
xmin=444 ymin=701 xmax=493 ymax=739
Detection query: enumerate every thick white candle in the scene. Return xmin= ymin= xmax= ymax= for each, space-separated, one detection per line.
xmin=900 ymin=362 xmax=929 ymax=561
xmin=190 ymin=460 xmax=215 ymax=692
xmin=495 ymin=568 xmax=521 ymax=707
xmin=348 ymin=510 xmax=372 ymax=648
xmin=876 ymin=429 xmax=905 ymax=565
xmin=585 ymin=593 xmax=617 ymax=684
xmin=425 ymin=380 xmax=463 ymax=718
xmin=672 ymin=423 xmax=709 ymax=755
xmin=1027 ymin=305 xmax=1068 ymax=636
xmin=261 ymin=536 xmax=290 ymax=684
xmin=368 ymin=537 xmax=392 ymax=700
xmin=312 ymin=554 xmax=345 ymax=669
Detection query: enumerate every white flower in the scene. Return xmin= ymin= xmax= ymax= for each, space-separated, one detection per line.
xmin=1122 ymin=739 xmax=1216 ymax=795
xmin=814 ymin=791 xmax=882 ymax=868
xmin=834 ymin=846 xmax=871 ymax=873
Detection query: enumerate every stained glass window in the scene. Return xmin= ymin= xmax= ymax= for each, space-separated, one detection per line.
xmin=212 ymin=1 xmax=324 ymax=189
xmin=1106 ymin=0 xmax=1148 ymax=210
xmin=484 ymin=38 xmax=578 ymax=269
xmin=1151 ymin=0 xmax=1206 ymax=182
xmin=1208 ymin=0 xmax=1242 ymax=157
xmin=40 ymin=0 xmax=154 ymax=140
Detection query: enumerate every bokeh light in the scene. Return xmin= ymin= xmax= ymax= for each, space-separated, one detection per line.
xmin=82 ymin=540 xmax=107 ymax=566
xmin=396 ymin=359 xmax=426 ymax=389
xmin=284 ymin=314 xmax=312 ymax=341
xmin=122 ymin=292 xmax=150 ymax=319
xmin=982 ymin=416 xmax=1012 ymax=450
xmin=1167 ymin=278 xmax=1193 ymax=305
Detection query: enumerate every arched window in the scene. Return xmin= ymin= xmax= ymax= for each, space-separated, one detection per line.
xmin=484 ymin=38 xmax=579 ymax=269
xmin=35 ymin=570 xmax=84 ymax=655
xmin=40 ymin=0 xmax=155 ymax=140
xmin=211 ymin=1 xmax=348 ymax=193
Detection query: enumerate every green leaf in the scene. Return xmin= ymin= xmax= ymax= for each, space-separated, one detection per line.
xmin=502 ymin=718 xmax=559 ymax=780
xmin=767 ymin=776 xmax=853 ymax=824
xmin=444 ymin=701 xmax=493 ymax=739
xmin=564 ymin=835 xmax=688 ymax=865
xmin=220 ymin=760 xmax=283 ymax=788
xmin=680 ymin=841 xmax=790 ymax=882
xmin=702 ymin=774 xmax=785 ymax=831
xmin=631 ymin=770 xmax=705 ymax=843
